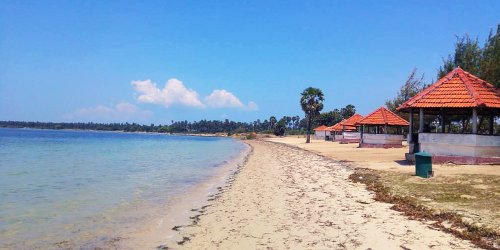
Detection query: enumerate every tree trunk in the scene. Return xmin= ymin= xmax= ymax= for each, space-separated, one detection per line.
xmin=306 ymin=115 xmax=312 ymax=143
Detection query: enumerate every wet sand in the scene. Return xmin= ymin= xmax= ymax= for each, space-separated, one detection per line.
xmin=178 ymin=140 xmax=476 ymax=249
xmin=113 ymin=143 xmax=251 ymax=249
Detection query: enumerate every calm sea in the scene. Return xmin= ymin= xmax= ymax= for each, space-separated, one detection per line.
xmin=0 ymin=128 xmax=247 ymax=249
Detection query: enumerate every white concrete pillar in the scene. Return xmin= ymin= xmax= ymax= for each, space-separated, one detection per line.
xmin=360 ymin=125 xmax=364 ymax=143
xmin=472 ymin=108 xmax=478 ymax=134
xmin=419 ymin=108 xmax=424 ymax=133
xmin=408 ymin=109 xmax=413 ymax=143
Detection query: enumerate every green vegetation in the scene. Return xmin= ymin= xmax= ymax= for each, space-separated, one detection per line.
xmin=300 ymin=87 xmax=325 ymax=143
xmin=385 ymin=67 xmax=425 ymax=112
xmin=438 ymin=24 xmax=500 ymax=88
xmin=273 ymin=118 xmax=287 ymax=136
xmin=0 ymin=117 xmax=308 ymax=135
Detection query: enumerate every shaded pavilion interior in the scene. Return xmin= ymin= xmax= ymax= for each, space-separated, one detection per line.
xmin=357 ymin=107 xmax=409 ymax=148
xmin=397 ymin=67 xmax=500 ymax=164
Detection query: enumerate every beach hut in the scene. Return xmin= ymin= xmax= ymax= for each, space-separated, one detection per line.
xmin=339 ymin=114 xmax=364 ymax=144
xmin=397 ymin=67 xmax=500 ymax=164
xmin=329 ymin=121 xmax=345 ymax=141
xmin=313 ymin=125 xmax=331 ymax=140
xmin=357 ymin=107 xmax=409 ymax=148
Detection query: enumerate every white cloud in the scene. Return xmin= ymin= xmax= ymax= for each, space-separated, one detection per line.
xmin=205 ymin=89 xmax=259 ymax=111
xmin=205 ymin=89 xmax=244 ymax=108
xmin=131 ymin=78 xmax=204 ymax=108
xmin=65 ymin=102 xmax=153 ymax=122
xmin=131 ymin=78 xmax=258 ymax=111
xmin=246 ymin=101 xmax=259 ymax=111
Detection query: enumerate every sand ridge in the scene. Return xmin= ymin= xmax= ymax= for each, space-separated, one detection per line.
xmin=178 ymin=140 xmax=476 ymax=249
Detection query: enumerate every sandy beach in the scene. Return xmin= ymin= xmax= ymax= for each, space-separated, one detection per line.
xmin=176 ymin=140 xmax=476 ymax=249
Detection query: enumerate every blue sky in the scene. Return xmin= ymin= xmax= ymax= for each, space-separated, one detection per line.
xmin=1 ymin=1 xmax=499 ymax=124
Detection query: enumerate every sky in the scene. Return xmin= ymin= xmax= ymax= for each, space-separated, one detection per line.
xmin=1 ymin=1 xmax=499 ymax=124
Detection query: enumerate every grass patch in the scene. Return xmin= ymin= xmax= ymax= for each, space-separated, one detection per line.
xmin=349 ymin=168 xmax=500 ymax=249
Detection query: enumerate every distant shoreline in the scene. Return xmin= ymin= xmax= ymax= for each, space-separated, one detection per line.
xmin=0 ymin=126 xmax=232 ymax=138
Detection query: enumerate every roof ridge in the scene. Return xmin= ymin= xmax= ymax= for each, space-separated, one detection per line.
xmin=342 ymin=113 xmax=364 ymax=126
xmin=398 ymin=68 xmax=457 ymax=109
xmin=357 ymin=108 xmax=382 ymax=124
xmin=457 ymin=69 xmax=485 ymax=107
xmin=357 ymin=106 xmax=409 ymax=126
xmin=385 ymin=107 xmax=410 ymax=124
xmin=380 ymin=107 xmax=388 ymax=124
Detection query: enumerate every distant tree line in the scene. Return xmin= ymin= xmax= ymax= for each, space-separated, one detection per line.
xmin=0 ymin=104 xmax=357 ymax=137
xmin=0 ymin=118 xmax=305 ymax=135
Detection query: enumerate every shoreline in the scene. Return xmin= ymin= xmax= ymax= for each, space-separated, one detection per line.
xmin=113 ymin=140 xmax=252 ymax=249
xmin=0 ymin=129 xmax=252 ymax=249
xmin=175 ymin=140 xmax=477 ymax=249
xmin=0 ymin=126 xmax=230 ymax=138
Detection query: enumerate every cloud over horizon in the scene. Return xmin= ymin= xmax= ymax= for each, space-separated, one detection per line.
xmin=131 ymin=78 xmax=258 ymax=111
xmin=205 ymin=89 xmax=243 ymax=108
xmin=131 ymin=79 xmax=204 ymax=108
xmin=65 ymin=102 xmax=153 ymax=122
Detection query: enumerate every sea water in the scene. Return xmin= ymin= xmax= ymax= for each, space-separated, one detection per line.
xmin=0 ymin=128 xmax=247 ymax=248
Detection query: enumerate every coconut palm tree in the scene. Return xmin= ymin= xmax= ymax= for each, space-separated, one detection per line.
xmin=269 ymin=116 xmax=277 ymax=130
xmin=300 ymin=87 xmax=324 ymax=143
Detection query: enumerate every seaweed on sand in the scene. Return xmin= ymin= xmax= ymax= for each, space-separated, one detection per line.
xmin=349 ymin=169 xmax=499 ymax=250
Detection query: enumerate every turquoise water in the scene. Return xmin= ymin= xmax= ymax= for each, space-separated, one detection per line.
xmin=0 ymin=128 xmax=246 ymax=248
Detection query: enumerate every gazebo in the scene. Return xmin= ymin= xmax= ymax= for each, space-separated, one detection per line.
xmin=397 ymin=67 xmax=500 ymax=164
xmin=329 ymin=121 xmax=346 ymax=141
xmin=339 ymin=114 xmax=364 ymax=144
xmin=357 ymin=107 xmax=409 ymax=148
xmin=313 ymin=125 xmax=331 ymax=140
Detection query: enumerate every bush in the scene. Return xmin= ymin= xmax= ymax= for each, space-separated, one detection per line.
xmin=246 ymin=132 xmax=257 ymax=140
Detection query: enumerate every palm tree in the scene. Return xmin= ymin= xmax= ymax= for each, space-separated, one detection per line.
xmin=269 ymin=116 xmax=277 ymax=130
xmin=300 ymin=87 xmax=324 ymax=143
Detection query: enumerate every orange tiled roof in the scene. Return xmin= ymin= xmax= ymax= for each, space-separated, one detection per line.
xmin=328 ymin=114 xmax=363 ymax=131
xmin=341 ymin=114 xmax=364 ymax=127
xmin=329 ymin=121 xmax=345 ymax=131
xmin=357 ymin=107 xmax=409 ymax=126
xmin=397 ymin=67 xmax=500 ymax=110
xmin=313 ymin=125 xmax=329 ymax=131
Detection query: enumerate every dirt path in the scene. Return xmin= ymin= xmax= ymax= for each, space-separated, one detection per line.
xmin=180 ymin=140 xmax=476 ymax=249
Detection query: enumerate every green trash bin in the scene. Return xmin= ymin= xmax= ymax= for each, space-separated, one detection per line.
xmin=415 ymin=151 xmax=433 ymax=178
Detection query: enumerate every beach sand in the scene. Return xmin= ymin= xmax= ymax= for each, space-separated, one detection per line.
xmin=177 ymin=140 xmax=476 ymax=249
xmin=266 ymin=137 xmax=500 ymax=176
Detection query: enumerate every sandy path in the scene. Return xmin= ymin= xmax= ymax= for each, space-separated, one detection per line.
xmin=180 ymin=140 xmax=475 ymax=249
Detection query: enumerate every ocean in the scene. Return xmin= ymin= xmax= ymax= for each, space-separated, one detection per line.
xmin=0 ymin=128 xmax=248 ymax=249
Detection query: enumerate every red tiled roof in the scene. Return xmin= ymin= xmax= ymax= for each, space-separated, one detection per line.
xmin=329 ymin=121 xmax=345 ymax=132
xmin=357 ymin=107 xmax=409 ymax=126
xmin=328 ymin=114 xmax=363 ymax=131
xmin=397 ymin=67 xmax=500 ymax=110
xmin=313 ymin=125 xmax=329 ymax=131
xmin=341 ymin=114 xmax=364 ymax=127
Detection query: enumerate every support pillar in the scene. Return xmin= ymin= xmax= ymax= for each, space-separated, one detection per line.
xmin=360 ymin=125 xmax=364 ymax=143
xmin=408 ymin=109 xmax=413 ymax=143
xmin=489 ymin=113 xmax=494 ymax=135
xmin=440 ymin=109 xmax=445 ymax=133
xmin=472 ymin=108 xmax=478 ymax=134
xmin=419 ymin=108 xmax=424 ymax=133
